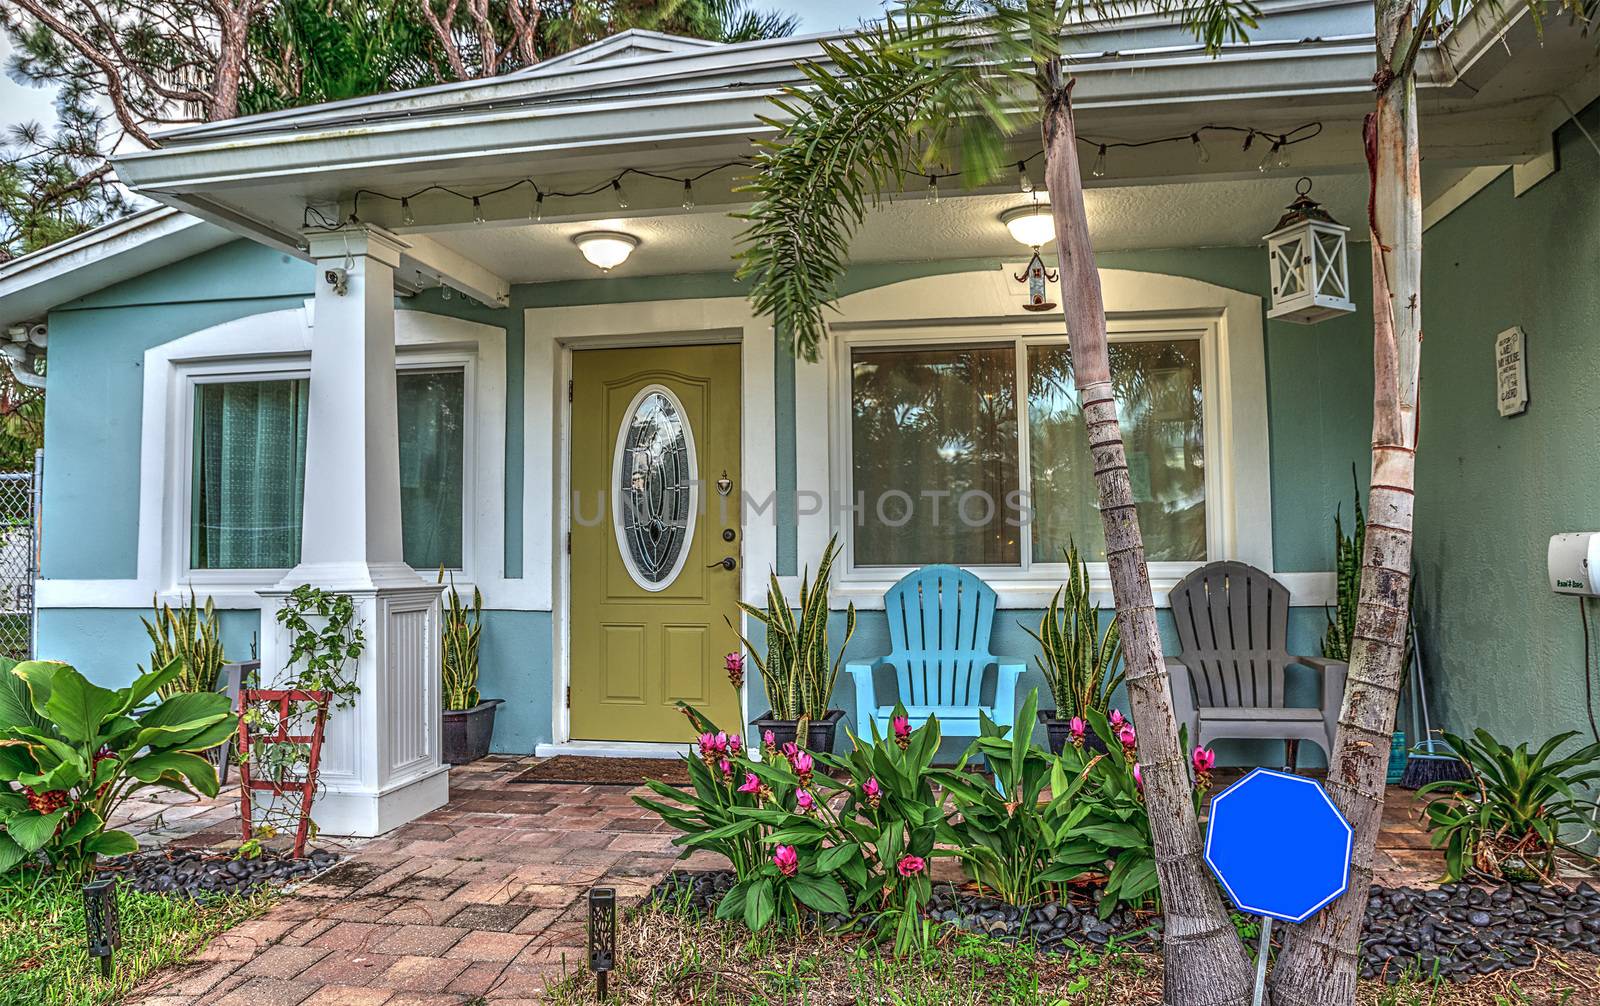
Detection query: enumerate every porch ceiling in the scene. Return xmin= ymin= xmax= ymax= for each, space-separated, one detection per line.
xmin=424 ymin=168 xmax=1483 ymax=286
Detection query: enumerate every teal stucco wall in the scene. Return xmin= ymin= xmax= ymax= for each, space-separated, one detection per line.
xmin=1414 ymin=101 xmax=1600 ymax=751
xmin=37 ymin=216 xmax=1383 ymax=762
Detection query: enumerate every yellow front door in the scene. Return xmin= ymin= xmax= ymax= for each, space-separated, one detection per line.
xmin=569 ymin=344 xmax=743 ymax=743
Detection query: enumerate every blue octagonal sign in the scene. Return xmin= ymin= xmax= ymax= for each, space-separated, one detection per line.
xmin=1204 ymin=768 xmax=1353 ymax=924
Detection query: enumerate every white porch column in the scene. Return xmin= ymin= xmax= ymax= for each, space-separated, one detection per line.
xmin=258 ymin=226 xmax=448 ymax=837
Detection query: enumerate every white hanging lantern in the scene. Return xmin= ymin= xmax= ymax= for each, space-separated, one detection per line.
xmin=1264 ymin=178 xmax=1355 ymax=325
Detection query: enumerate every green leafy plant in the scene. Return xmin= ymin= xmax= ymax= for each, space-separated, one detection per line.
xmin=0 ymin=658 xmax=235 ymax=879
xmin=1419 ymin=729 xmax=1600 ymax=882
xmin=274 ymin=585 xmax=365 ymax=708
xmin=439 ymin=571 xmax=484 ymax=711
xmin=935 ymin=690 xmax=1103 ymax=907
xmin=733 ymin=536 xmax=856 ymax=721
xmin=634 ymin=706 xmax=851 ymax=934
xmin=1022 ymin=544 xmax=1123 ymax=720
xmin=240 ymin=586 xmax=366 ymax=845
xmin=1322 ymin=465 xmax=1365 ymax=661
xmin=1054 ymin=709 xmax=1169 ymax=917
xmin=140 ymin=590 xmax=227 ymax=698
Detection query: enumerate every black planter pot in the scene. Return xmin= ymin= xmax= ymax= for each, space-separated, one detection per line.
xmin=752 ymin=709 xmax=845 ymax=754
xmin=1038 ymin=709 xmax=1108 ymax=755
xmin=443 ymin=699 xmax=504 ymax=765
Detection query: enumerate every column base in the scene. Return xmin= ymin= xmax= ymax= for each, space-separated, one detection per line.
xmin=310 ymin=763 xmax=451 ymax=838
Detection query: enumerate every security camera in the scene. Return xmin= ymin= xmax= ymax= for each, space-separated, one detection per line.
xmin=323 ymin=267 xmax=349 ymax=296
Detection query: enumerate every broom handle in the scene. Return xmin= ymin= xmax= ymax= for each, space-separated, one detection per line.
xmin=1410 ymin=611 xmax=1436 ymax=750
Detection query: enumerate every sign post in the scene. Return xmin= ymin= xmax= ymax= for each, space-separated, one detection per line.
xmin=1204 ymin=768 xmax=1354 ymax=1005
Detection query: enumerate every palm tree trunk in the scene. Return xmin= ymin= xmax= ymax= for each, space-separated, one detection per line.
xmin=1041 ymin=70 xmax=1261 ymax=1006
xmin=1268 ymin=4 xmax=1423 ymax=1000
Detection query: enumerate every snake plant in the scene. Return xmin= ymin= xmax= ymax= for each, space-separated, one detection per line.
xmin=439 ymin=571 xmax=483 ymax=711
xmin=733 ymin=536 xmax=855 ymax=721
xmin=1022 ymin=542 xmax=1122 ymax=720
xmin=1322 ymin=466 xmax=1365 ymax=662
xmin=140 ymin=590 xmax=226 ymax=698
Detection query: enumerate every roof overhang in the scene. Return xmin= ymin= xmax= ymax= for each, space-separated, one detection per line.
xmin=0 ymin=208 xmax=233 ymax=326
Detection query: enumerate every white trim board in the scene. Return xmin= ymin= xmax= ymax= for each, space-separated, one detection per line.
xmin=38 ymin=302 xmax=524 ymax=610
xmin=524 ymin=296 xmax=776 ymax=747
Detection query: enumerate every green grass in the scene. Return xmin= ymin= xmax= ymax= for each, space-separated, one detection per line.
xmin=0 ymin=869 xmax=275 ymax=1005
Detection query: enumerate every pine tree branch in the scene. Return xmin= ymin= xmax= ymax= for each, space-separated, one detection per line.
xmin=6 ymin=0 xmax=158 ymax=147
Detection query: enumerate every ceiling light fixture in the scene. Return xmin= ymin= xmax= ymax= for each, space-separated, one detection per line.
xmin=1000 ymin=204 xmax=1055 ymax=249
xmin=574 ymin=231 xmax=639 ymax=272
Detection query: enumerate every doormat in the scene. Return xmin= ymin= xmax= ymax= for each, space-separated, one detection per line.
xmin=508 ymin=755 xmax=691 ymax=788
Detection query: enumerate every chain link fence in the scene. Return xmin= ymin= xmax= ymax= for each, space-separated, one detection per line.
xmin=0 ymin=466 xmax=37 ymax=661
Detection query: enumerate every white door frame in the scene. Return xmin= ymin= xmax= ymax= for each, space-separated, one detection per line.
xmin=525 ymin=298 xmax=775 ymax=754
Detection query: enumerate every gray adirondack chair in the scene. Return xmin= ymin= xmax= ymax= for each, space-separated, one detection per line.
xmin=845 ymin=565 xmax=1027 ymax=741
xmin=1164 ymin=562 xmax=1346 ymax=770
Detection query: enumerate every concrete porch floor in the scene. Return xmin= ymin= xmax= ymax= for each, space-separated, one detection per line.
xmin=114 ymin=755 xmax=1592 ymax=1004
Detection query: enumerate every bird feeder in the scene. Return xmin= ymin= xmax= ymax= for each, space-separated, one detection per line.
xmin=1264 ymin=178 xmax=1355 ymax=324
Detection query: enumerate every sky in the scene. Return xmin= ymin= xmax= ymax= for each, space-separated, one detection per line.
xmin=0 ymin=3 xmax=883 ymax=137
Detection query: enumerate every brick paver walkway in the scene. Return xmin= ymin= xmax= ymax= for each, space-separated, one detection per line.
xmin=122 ymin=756 xmax=719 ymax=1005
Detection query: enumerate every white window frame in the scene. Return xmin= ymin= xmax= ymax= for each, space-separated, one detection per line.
xmin=38 ymin=301 xmax=514 ymax=611
xmin=795 ymin=267 xmax=1277 ymax=609
xmin=833 ymin=318 xmax=1219 ymax=588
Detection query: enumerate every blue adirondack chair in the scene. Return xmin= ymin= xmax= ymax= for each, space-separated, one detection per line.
xmin=844 ymin=565 xmax=1027 ymax=743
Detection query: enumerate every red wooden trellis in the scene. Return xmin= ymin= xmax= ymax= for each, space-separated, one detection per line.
xmin=236 ymin=687 xmax=330 ymax=860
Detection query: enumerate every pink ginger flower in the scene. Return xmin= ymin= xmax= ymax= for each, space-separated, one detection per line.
xmin=796 ymin=789 xmax=816 ymax=813
xmin=896 ymin=854 xmax=926 ymax=878
xmin=773 ymin=844 xmax=799 ymax=877
xmin=719 ymin=758 xmax=733 ymax=780
xmin=697 ymin=732 xmax=723 ymax=765
xmin=863 ymin=777 xmax=882 ymax=808
xmin=1192 ymin=746 xmax=1216 ymax=790
xmin=1068 ymin=716 xmax=1087 ymax=748
xmin=1117 ymin=723 xmax=1138 ymax=756
xmin=892 ymin=715 xmax=911 ymax=750
xmin=763 ymin=729 xmax=777 ymax=754
xmin=727 ymin=735 xmax=744 ymax=758
xmin=738 ymin=772 xmax=761 ymax=794
xmin=724 ymin=651 xmax=745 ymax=688
xmin=781 ymin=742 xmax=799 ymax=762
xmin=791 ymin=749 xmax=814 ymax=784
xmin=1108 ymin=709 xmax=1126 ymax=729
xmin=1132 ymin=763 xmax=1144 ymax=797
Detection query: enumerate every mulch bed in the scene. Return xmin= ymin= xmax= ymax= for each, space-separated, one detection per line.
xmin=508 ymin=756 xmax=692 ymax=787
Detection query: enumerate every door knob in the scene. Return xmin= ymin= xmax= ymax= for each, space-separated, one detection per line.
xmin=707 ymin=556 xmax=737 ymax=571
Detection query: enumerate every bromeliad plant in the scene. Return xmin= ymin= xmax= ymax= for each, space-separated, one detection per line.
xmin=141 ymin=590 xmax=227 ymax=698
xmin=733 ymin=536 xmax=857 ymax=722
xmin=1023 ymin=544 xmax=1123 ymax=722
xmin=0 ymin=658 xmax=235 ymax=879
xmin=1418 ymin=729 xmax=1600 ymax=883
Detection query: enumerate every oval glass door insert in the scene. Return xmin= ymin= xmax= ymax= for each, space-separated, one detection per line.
xmin=612 ymin=385 xmax=697 ymax=590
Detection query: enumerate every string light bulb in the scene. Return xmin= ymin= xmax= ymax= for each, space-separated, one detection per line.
xmin=927 ymin=174 xmax=940 ymax=202
xmin=1259 ymin=141 xmax=1286 ymax=173
xmin=681 ymin=180 xmax=695 ymax=210
xmin=612 ymin=179 xmax=629 ymax=210
xmin=1091 ymin=145 xmax=1107 ymax=179
xmin=1017 ymin=160 xmax=1034 ymax=193
xmin=401 ymin=198 xmax=415 ymax=226
xmin=1191 ymin=133 xmax=1210 ymax=164
xmin=472 ymin=197 xmax=484 ymax=224
xmin=531 ymin=189 xmax=543 ymax=222
xmin=1242 ymin=130 xmax=1256 ymax=153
